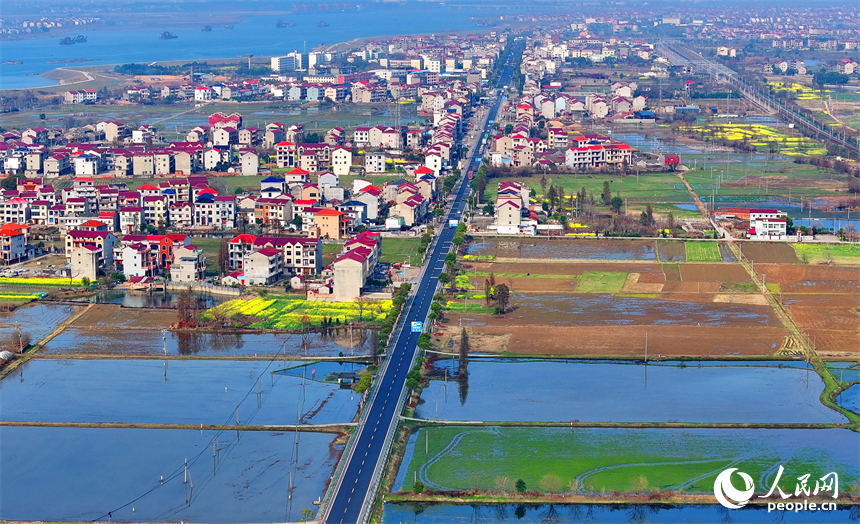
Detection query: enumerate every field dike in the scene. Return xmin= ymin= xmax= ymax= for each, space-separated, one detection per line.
xmin=729 ymin=242 xmax=860 ymax=429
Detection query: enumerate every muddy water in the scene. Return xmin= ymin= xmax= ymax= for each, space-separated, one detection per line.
xmin=415 ymin=359 xmax=845 ymax=423
xmin=43 ymin=326 xmax=378 ymax=357
xmin=382 ymin=502 xmax=858 ymax=523
xmin=0 ymin=359 xmax=361 ymax=425
xmin=0 ymin=426 xmax=338 ymax=523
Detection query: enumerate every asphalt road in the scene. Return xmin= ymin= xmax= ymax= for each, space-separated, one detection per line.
xmin=322 ymin=61 xmax=516 ymax=524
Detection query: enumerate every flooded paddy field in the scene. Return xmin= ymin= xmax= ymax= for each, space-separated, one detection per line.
xmin=837 ymin=385 xmax=859 ymax=414
xmin=0 ymin=359 xmax=361 ymax=425
xmin=415 ymin=360 xmax=845 ymax=424
xmin=0 ymin=303 xmax=81 ymax=342
xmin=394 ymin=427 xmax=858 ymax=494
xmin=0 ymin=425 xmax=338 ymax=523
xmin=382 ymin=502 xmax=859 ymax=523
xmin=466 ymin=239 xmax=658 ymax=261
xmin=43 ymin=326 xmax=377 ymax=357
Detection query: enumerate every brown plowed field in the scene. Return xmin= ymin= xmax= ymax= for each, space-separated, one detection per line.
xmin=780 ymin=294 xmax=860 ymax=308
xmin=662 ymin=282 xmax=722 ymax=293
xmin=805 ymin=330 xmax=860 ymax=355
xmin=680 ymin=264 xmax=751 ymax=283
xmin=71 ymin=304 xmax=176 ymax=329
xmin=741 ymin=243 xmax=799 ymax=264
xmin=785 ymin=306 xmax=860 ymax=332
xmin=463 ymin=324 xmax=788 ymax=357
xmin=756 ymin=264 xmax=860 ymax=293
xmin=462 ymin=261 xmax=664 ymax=277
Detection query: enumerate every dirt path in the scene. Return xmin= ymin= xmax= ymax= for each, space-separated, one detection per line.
xmin=675 ymin=171 xmax=709 ymax=218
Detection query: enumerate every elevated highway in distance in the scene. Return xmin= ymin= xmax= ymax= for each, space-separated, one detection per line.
xmin=659 ymin=42 xmax=859 ymax=156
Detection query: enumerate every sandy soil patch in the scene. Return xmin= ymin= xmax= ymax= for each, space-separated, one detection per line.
xmin=713 ymin=294 xmax=769 ymax=305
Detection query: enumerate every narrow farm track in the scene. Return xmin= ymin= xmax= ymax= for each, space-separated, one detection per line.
xmin=675 ymin=171 xmax=709 ymax=218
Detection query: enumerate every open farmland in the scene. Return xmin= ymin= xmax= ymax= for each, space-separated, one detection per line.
xmin=398 ymin=427 xmax=858 ymax=494
xmin=794 ymin=243 xmax=860 ymax=265
xmin=780 ymin=294 xmax=860 ymax=356
xmin=203 ymin=297 xmax=393 ymax=329
xmin=685 ymin=242 xmax=721 ymax=262
xmin=754 ymin=264 xmax=860 ymax=294
xmin=740 ymin=243 xmax=799 ymax=264
xmin=492 ymin=172 xmax=694 ymax=209
xmin=657 ymin=242 xmax=686 ymax=262
xmin=466 ymin=238 xmax=658 ymax=260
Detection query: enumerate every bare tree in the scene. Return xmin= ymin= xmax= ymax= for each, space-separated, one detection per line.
xmin=176 ymin=287 xmax=195 ymax=327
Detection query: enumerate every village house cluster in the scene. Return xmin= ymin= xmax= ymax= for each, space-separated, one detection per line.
xmin=0 ymin=80 xmax=472 ymax=295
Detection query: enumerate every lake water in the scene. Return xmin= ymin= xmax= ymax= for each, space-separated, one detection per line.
xmin=415 ymin=360 xmax=845 ymax=423
xmin=0 ymin=426 xmax=339 ymax=522
xmin=0 ymin=3 xmax=560 ymax=89
xmin=0 ymin=358 xmax=361 ymax=425
xmin=382 ymin=502 xmax=860 ymax=523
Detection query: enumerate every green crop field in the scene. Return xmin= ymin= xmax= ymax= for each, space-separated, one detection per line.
xmin=491 ymin=172 xmax=694 ymax=207
xmin=685 ymin=242 xmax=722 ymax=262
xmin=575 ymin=272 xmax=627 ymax=293
xmin=380 ymin=237 xmax=424 ymax=265
xmin=794 ymin=244 xmax=860 ymax=265
xmin=681 ymin=155 xmax=847 ymax=202
xmin=400 ymin=427 xmax=859 ymax=495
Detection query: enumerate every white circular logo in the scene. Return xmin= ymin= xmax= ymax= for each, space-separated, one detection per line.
xmin=714 ymin=468 xmax=755 ymax=509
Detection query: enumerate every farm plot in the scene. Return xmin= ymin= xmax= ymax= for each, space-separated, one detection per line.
xmin=741 ymin=243 xmax=799 ymax=264
xmin=203 ymin=297 xmax=394 ymax=329
xmin=575 ymin=272 xmax=627 ymax=293
xmin=70 ymin=304 xmax=176 ymax=329
xmin=685 ymin=242 xmax=721 ymax=262
xmin=465 ymin=238 xmax=657 ymax=261
xmin=679 ymin=264 xmax=751 ymax=283
xmin=657 ymin=242 xmax=686 ymax=262
xmin=794 ymin=243 xmax=860 ymax=265
xmin=780 ymin=294 xmax=860 ymax=356
xmin=459 ymin=324 xmax=788 ymax=357
xmin=459 ymin=262 xmax=666 ymax=293
xmin=755 ymin=264 xmax=860 ymax=294
xmin=396 ymin=427 xmax=858 ymax=494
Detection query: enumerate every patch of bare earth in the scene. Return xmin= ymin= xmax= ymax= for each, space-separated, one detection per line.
xmin=461 ymin=324 xmax=788 ymax=357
